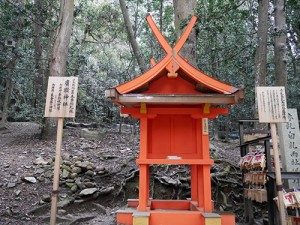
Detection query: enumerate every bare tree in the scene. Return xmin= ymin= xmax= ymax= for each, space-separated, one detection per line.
xmin=33 ymin=0 xmax=44 ymax=114
xmin=41 ymin=0 xmax=74 ymax=138
xmin=0 ymin=0 xmax=24 ymax=127
xmin=119 ymin=0 xmax=147 ymax=73
xmin=173 ymin=0 xmax=197 ymax=66
xmin=0 ymin=59 xmax=17 ymax=127
xmin=50 ymin=0 xmax=74 ymax=77
xmin=274 ymin=0 xmax=288 ymax=88
xmin=254 ymin=0 xmax=269 ymax=119
xmin=255 ymin=0 xmax=268 ymax=87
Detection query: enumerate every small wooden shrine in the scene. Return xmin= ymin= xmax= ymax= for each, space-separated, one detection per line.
xmin=106 ymin=14 xmax=244 ymax=225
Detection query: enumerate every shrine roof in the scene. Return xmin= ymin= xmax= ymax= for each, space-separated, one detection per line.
xmin=106 ymin=15 xmax=244 ymax=106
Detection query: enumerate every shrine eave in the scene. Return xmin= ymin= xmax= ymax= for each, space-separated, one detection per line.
xmin=105 ymin=88 xmax=244 ymax=106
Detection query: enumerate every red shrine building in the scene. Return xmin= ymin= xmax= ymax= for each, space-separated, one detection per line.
xmin=106 ymin=14 xmax=244 ymax=225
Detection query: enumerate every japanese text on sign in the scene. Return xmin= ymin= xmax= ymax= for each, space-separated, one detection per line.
xmin=45 ymin=77 xmax=78 ymax=118
xmin=278 ymin=109 xmax=300 ymax=188
xmin=256 ymin=87 xmax=288 ymax=123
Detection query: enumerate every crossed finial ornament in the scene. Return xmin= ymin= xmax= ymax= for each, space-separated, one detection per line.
xmin=146 ymin=14 xmax=197 ymax=78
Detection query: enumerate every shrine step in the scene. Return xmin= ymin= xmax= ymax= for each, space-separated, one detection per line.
xmin=202 ymin=213 xmax=221 ymax=225
xmin=117 ymin=210 xmax=235 ymax=225
xmin=133 ymin=212 xmax=150 ymax=225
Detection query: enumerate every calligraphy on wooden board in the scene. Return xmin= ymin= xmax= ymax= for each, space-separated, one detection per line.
xmin=256 ymin=87 xmax=288 ymax=123
xmin=45 ymin=77 xmax=78 ymax=118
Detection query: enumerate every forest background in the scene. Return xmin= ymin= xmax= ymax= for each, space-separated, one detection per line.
xmin=0 ymin=0 xmax=299 ymax=136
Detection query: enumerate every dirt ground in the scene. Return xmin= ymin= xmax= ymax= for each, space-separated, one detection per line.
xmin=0 ymin=122 xmax=252 ymax=225
xmin=0 ymin=122 xmax=142 ymax=224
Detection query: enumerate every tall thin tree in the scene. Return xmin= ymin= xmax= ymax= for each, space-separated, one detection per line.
xmin=255 ymin=0 xmax=268 ymax=88
xmin=50 ymin=0 xmax=74 ymax=77
xmin=254 ymin=0 xmax=269 ymax=119
xmin=274 ymin=0 xmax=288 ymax=88
xmin=33 ymin=0 xmax=44 ymax=115
xmin=119 ymin=0 xmax=147 ymax=73
xmin=42 ymin=0 xmax=74 ymax=138
xmin=173 ymin=0 xmax=197 ymax=66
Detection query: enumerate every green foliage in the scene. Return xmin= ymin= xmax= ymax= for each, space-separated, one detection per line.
xmin=8 ymin=103 xmax=35 ymax=122
xmin=0 ymin=0 xmax=299 ymax=127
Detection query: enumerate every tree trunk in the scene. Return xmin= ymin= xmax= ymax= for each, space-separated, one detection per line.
xmin=173 ymin=0 xmax=197 ymax=66
xmin=255 ymin=0 xmax=268 ymax=87
xmin=41 ymin=1 xmax=56 ymax=139
xmin=50 ymin=0 xmax=74 ymax=77
xmin=0 ymin=0 xmax=24 ymax=127
xmin=254 ymin=0 xmax=269 ymax=118
xmin=159 ymin=0 xmax=164 ymax=59
xmin=73 ymin=23 xmax=88 ymax=77
xmin=119 ymin=0 xmax=147 ymax=73
xmin=33 ymin=0 xmax=44 ymax=115
xmin=41 ymin=0 xmax=74 ymax=139
xmin=274 ymin=0 xmax=287 ymax=88
xmin=0 ymin=60 xmax=16 ymax=127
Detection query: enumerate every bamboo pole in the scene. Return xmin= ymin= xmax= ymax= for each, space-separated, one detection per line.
xmin=50 ymin=117 xmax=64 ymax=225
xmin=270 ymin=123 xmax=287 ymax=225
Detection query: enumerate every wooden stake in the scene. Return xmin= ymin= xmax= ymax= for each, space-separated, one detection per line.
xmin=50 ymin=118 xmax=64 ymax=225
xmin=270 ymin=123 xmax=287 ymax=225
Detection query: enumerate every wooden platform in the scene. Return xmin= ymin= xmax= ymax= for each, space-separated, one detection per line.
xmin=116 ymin=199 xmax=235 ymax=225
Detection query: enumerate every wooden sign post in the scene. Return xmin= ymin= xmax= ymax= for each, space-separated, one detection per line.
xmin=44 ymin=76 xmax=78 ymax=225
xmin=256 ymin=86 xmax=288 ymax=225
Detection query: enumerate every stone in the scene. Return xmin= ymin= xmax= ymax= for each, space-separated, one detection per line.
xmin=71 ymin=167 xmax=82 ymax=174
xmin=97 ymin=170 xmax=106 ymax=175
xmin=57 ymin=209 xmax=67 ymax=215
xmin=7 ymin=182 xmax=16 ymax=188
xmin=70 ymin=173 xmax=78 ymax=179
xmin=33 ymin=157 xmax=48 ymax=165
xmin=86 ymin=165 xmax=94 ymax=170
xmin=63 ymin=160 xmax=72 ymax=166
xmin=80 ymin=161 xmax=89 ymax=169
xmin=37 ymin=176 xmax=45 ymax=182
xmin=61 ymin=165 xmax=71 ymax=171
xmin=95 ymin=166 xmax=105 ymax=172
xmin=43 ymin=165 xmax=52 ymax=170
xmin=85 ymin=170 xmax=94 ymax=177
xmin=75 ymin=178 xmax=84 ymax=189
xmin=44 ymin=171 xmax=53 ymax=178
xmin=73 ymin=156 xmax=83 ymax=162
xmin=61 ymin=153 xmax=71 ymax=161
xmin=65 ymin=179 xmax=73 ymax=183
xmin=57 ymin=197 xmax=74 ymax=208
xmin=22 ymin=177 xmax=37 ymax=183
xmin=278 ymin=108 xmax=300 ymax=189
xmin=42 ymin=194 xmax=51 ymax=202
xmin=71 ymin=184 xmax=78 ymax=192
xmin=79 ymin=188 xmax=97 ymax=196
xmin=66 ymin=182 xmax=74 ymax=188
xmin=84 ymin=182 xmax=95 ymax=188
xmin=15 ymin=190 xmax=21 ymax=196
xmin=62 ymin=169 xmax=70 ymax=179
xmin=80 ymin=128 xmax=105 ymax=139
xmin=35 ymin=168 xmax=44 ymax=174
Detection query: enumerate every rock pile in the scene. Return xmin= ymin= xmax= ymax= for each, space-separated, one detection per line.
xmin=31 ymin=153 xmax=107 ymax=196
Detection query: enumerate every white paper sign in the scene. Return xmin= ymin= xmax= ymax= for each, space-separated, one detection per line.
xmin=256 ymin=87 xmax=288 ymax=123
xmin=45 ymin=77 xmax=78 ymax=118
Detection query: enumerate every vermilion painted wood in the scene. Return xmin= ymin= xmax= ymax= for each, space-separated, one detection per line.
xmin=113 ymin=14 xmax=238 ymax=225
xmin=120 ymin=107 xmax=228 ymax=119
xmin=116 ymin=15 xmax=237 ymax=95
xmin=116 ymin=203 xmax=236 ymax=225
xmin=142 ymin=75 xmax=201 ymax=94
